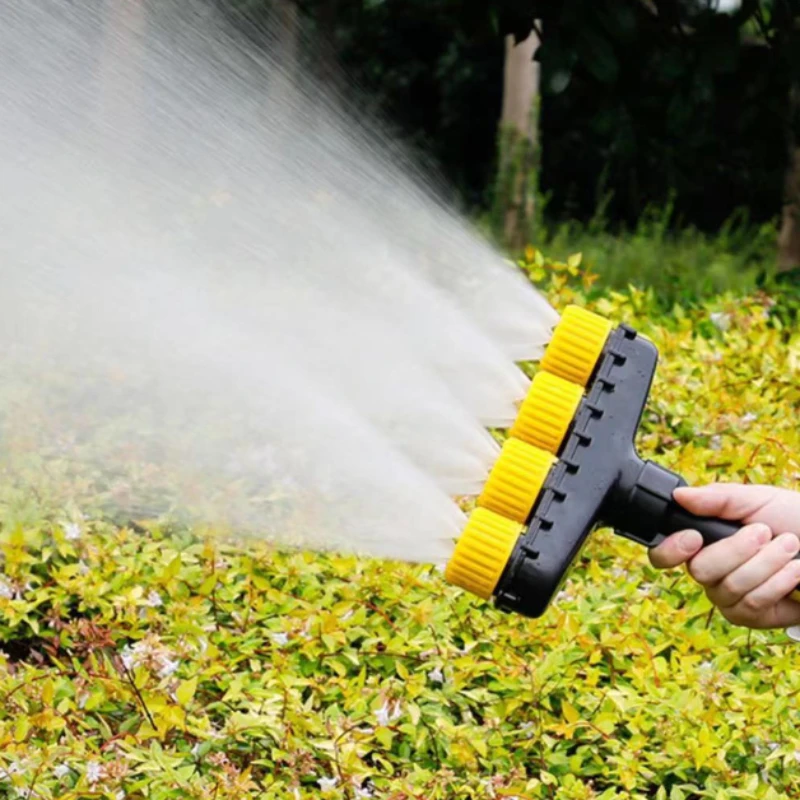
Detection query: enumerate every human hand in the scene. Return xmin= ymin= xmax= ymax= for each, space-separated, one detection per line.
xmin=649 ymin=484 xmax=800 ymax=629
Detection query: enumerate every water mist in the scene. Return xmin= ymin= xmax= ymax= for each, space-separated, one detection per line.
xmin=0 ymin=0 xmax=558 ymax=564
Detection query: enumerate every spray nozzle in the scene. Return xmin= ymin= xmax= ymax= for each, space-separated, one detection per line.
xmin=445 ymin=305 xmax=800 ymax=618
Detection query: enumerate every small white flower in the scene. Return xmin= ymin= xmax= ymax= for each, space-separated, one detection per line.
xmin=319 ymin=776 xmax=338 ymax=790
xmin=428 ymin=667 xmax=444 ymax=684
xmin=85 ymin=761 xmax=103 ymax=784
xmin=145 ymin=590 xmax=163 ymax=608
xmin=742 ymin=413 xmax=757 ymax=424
xmin=767 ymin=742 xmax=779 ymax=752
xmin=158 ymin=658 xmax=180 ymax=678
xmin=54 ymin=764 xmax=70 ymax=779
xmin=340 ymin=610 xmax=354 ymax=622
xmin=375 ymin=704 xmax=389 ymax=727
xmin=375 ymin=700 xmax=402 ymax=726
xmin=611 ymin=568 xmax=628 ymax=578
xmin=0 ymin=579 xmax=12 ymax=600
xmin=710 ymin=311 xmax=731 ymax=332
xmin=699 ymin=661 xmax=713 ymax=671
xmin=519 ymin=721 xmax=535 ymax=739
xmin=709 ymin=435 xmax=722 ymax=451
xmin=793 ymin=749 xmax=800 ymax=763
xmin=121 ymin=647 xmax=136 ymax=671
xmin=63 ymin=522 xmax=82 ymax=541
xmin=0 ymin=762 xmax=21 ymax=780
xmin=355 ymin=787 xmax=374 ymax=798
xmin=271 ymin=633 xmax=289 ymax=646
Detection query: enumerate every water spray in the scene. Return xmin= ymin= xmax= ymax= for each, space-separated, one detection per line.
xmin=445 ymin=305 xmax=800 ymax=617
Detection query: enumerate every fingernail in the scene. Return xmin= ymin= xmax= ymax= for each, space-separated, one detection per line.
xmin=679 ymin=530 xmax=702 ymax=553
xmin=752 ymin=525 xmax=772 ymax=546
xmin=781 ymin=534 xmax=800 ymax=554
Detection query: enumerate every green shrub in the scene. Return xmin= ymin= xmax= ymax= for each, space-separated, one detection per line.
xmin=2 ymin=257 xmax=800 ymax=799
xmin=531 ymin=201 xmax=779 ymax=308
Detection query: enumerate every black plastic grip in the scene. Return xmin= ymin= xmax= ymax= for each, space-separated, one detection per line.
xmin=661 ymin=507 xmax=741 ymax=547
xmin=664 ymin=506 xmax=800 ymax=574
xmin=493 ymin=322 xmax=800 ymax=621
xmin=664 ymin=505 xmax=800 ymax=598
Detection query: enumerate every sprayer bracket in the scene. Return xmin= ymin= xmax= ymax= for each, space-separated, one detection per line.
xmin=493 ymin=323 xmax=662 ymax=619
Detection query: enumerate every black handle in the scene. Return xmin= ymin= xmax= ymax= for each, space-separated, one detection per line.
xmin=662 ymin=504 xmax=800 ymax=602
xmin=661 ymin=506 xmax=741 ymax=547
xmin=611 ymin=460 xmax=800 ymax=564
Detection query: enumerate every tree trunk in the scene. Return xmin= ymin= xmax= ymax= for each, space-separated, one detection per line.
xmin=778 ymin=86 xmax=800 ymax=271
xmin=271 ymin=0 xmax=300 ymax=108
xmin=316 ymin=0 xmax=342 ymax=89
xmin=98 ymin=0 xmax=147 ymax=160
xmin=494 ymin=25 xmax=541 ymax=253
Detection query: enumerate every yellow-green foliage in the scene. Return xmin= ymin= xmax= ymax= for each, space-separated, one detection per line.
xmin=2 ymin=253 xmax=800 ymax=799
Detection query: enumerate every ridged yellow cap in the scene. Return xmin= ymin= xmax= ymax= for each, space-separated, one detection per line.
xmin=477 ymin=438 xmax=555 ymax=523
xmin=541 ymin=305 xmax=613 ymax=386
xmin=445 ymin=508 xmax=522 ymax=599
xmin=511 ymin=371 xmax=583 ymax=454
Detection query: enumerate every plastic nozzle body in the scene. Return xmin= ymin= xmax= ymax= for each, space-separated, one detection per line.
xmin=446 ymin=305 xmax=796 ymax=619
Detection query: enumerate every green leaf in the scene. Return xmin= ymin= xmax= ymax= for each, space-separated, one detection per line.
xmin=176 ymin=677 xmax=198 ymax=706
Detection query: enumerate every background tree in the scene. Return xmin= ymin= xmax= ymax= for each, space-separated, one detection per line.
xmin=99 ymin=0 xmax=148 ymax=158
xmin=493 ymin=23 xmax=541 ymax=251
xmin=136 ymin=0 xmax=799 ymax=268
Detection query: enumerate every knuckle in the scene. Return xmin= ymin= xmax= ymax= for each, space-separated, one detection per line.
xmin=719 ymin=575 xmax=742 ymax=598
xmin=688 ymin=560 xmax=714 ymax=586
xmin=741 ymin=593 xmax=765 ymax=613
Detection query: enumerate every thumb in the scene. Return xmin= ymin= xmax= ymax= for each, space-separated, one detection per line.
xmin=673 ymin=483 xmax=774 ymax=523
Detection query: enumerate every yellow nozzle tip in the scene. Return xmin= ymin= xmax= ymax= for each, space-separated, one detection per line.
xmin=541 ymin=305 xmax=613 ymax=386
xmin=445 ymin=508 xmax=522 ymax=600
xmin=477 ymin=438 xmax=556 ymax=524
xmin=511 ymin=371 xmax=583 ymax=454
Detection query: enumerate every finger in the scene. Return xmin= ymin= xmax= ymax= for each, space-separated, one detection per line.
xmin=721 ymin=558 xmax=800 ymax=629
xmin=706 ymin=532 xmax=800 ymax=609
xmin=686 ymin=523 xmax=773 ymax=587
xmin=648 ymin=529 xmax=703 ymax=569
xmin=673 ymin=484 xmax=774 ymax=522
